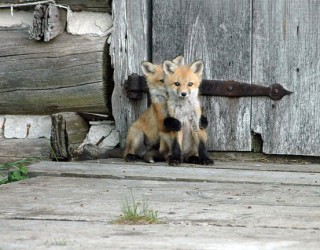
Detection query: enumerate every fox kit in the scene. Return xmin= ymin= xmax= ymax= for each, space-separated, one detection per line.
xmin=124 ymin=56 xmax=184 ymax=163
xmin=162 ymin=59 xmax=213 ymax=165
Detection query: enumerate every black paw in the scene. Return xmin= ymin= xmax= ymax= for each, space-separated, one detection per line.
xmin=200 ymin=115 xmax=208 ymax=129
xmin=199 ymin=156 xmax=214 ymax=165
xmin=164 ymin=117 xmax=181 ymax=132
xmin=185 ymin=156 xmax=201 ymax=164
xmin=124 ymin=154 xmax=139 ymax=162
xmin=168 ymin=155 xmax=182 ymax=166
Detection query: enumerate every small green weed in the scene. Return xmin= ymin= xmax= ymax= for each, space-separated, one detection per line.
xmin=45 ymin=239 xmax=68 ymax=246
xmin=0 ymin=158 xmax=38 ymax=185
xmin=115 ymin=193 xmax=159 ymax=225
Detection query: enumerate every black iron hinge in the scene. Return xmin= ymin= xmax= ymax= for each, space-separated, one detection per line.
xmin=125 ymin=74 xmax=293 ymax=101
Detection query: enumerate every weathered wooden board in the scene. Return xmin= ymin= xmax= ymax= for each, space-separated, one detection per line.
xmin=28 ymin=161 xmax=320 ymax=186
xmin=1 ymin=0 xmax=111 ymax=13
xmin=0 ymin=27 xmax=110 ymax=115
xmin=1 ymin=160 xmax=320 ymax=249
xmin=0 ymin=138 xmax=51 ymax=163
xmin=1 ymin=220 xmax=319 ymax=250
xmin=1 ymin=176 xmax=320 ymax=229
xmin=110 ymin=0 xmax=151 ymax=146
xmin=252 ymin=1 xmax=320 ymax=156
xmin=152 ymin=0 xmax=252 ymax=151
xmin=1 ymin=172 xmax=320 ymax=229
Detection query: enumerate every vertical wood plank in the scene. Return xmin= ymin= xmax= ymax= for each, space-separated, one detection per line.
xmin=252 ymin=0 xmax=320 ymax=156
xmin=110 ymin=0 xmax=151 ymax=146
xmin=153 ymin=0 xmax=252 ymax=151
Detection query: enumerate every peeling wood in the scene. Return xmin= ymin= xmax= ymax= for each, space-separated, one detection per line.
xmin=29 ymin=4 xmax=67 ymax=41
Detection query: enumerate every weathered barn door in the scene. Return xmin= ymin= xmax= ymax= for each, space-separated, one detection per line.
xmin=112 ymin=0 xmax=320 ymax=156
xmin=153 ymin=0 xmax=252 ymax=152
xmin=252 ymin=1 xmax=320 ymax=156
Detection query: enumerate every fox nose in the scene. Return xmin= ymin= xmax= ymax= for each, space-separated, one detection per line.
xmin=181 ymin=92 xmax=187 ymax=97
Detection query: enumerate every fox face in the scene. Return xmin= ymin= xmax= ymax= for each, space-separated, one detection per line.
xmin=141 ymin=55 xmax=185 ymax=97
xmin=141 ymin=63 xmax=165 ymax=94
xmin=163 ymin=60 xmax=204 ymax=99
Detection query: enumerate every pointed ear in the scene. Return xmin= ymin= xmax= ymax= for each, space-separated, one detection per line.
xmin=172 ymin=55 xmax=184 ymax=66
xmin=163 ymin=60 xmax=178 ymax=75
xmin=190 ymin=60 xmax=204 ymax=76
xmin=141 ymin=62 xmax=157 ymax=76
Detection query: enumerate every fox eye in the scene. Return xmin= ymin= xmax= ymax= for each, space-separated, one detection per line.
xmin=160 ymin=79 xmax=164 ymax=83
xmin=174 ymin=82 xmax=180 ymax=86
xmin=188 ymin=82 xmax=193 ymax=86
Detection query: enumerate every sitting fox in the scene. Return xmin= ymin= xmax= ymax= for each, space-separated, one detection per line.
xmin=161 ymin=59 xmax=213 ymax=165
xmin=124 ymin=56 xmax=184 ymax=163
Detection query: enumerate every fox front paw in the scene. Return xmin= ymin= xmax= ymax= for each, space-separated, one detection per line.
xmin=168 ymin=155 xmax=182 ymax=166
xmin=164 ymin=117 xmax=181 ymax=132
xmin=185 ymin=156 xmax=201 ymax=164
xmin=200 ymin=115 xmax=208 ymax=129
xmin=124 ymin=154 xmax=139 ymax=162
xmin=199 ymin=156 xmax=214 ymax=165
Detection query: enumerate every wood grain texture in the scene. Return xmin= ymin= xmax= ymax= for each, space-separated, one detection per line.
xmin=0 ymin=28 xmax=110 ymax=115
xmin=29 ymin=4 xmax=67 ymax=42
xmin=110 ymin=0 xmax=151 ymax=146
xmin=0 ymin=138 xmax=51 ymax=163
xmin=51 ymin=114 xmax=70 ymax=160
xmin=1 ymin=161 xmax=320 ymax=248
xmin=43 ymin=4 xmax=67 ymax=41
xmin=152 ymin=0 xmax=252 ymax=151
xmin=252 ymin=0 xmax=320 ymax=156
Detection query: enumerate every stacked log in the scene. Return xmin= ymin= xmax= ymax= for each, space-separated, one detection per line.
xmin=0 ymin=0 xmax=116 ymax=163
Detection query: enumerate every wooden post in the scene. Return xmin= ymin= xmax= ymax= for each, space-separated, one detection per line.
xmin=29 ymin=4 xmax=67 ymax=42
xmin=110 ymin=0 xmax=151 ymax=146
xmin=51 ymin=114 xmax=70 ymax=161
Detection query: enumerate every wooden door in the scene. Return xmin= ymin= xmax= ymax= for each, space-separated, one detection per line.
xmin=111 ymin=0 xmax=320 ymax=156
xmin=252 ymin=0 xmax=320 ymax=156
xmin=153 ymin=0 xmax=252 ymax=151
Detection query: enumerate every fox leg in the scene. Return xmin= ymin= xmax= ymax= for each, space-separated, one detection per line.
xmin=197 ymin=129 xmax=213 ymax=165
xmin=184 ymin=130 xmax=201 ymax=164
xmin=168 ymin=130 xmax=183 ymax=166
xmin=124 ymin=126 xmax=144 ymax=162
xmin=185 ymin=129 xmax=213 ymax=165
xmin=159 ymin=132 xmax=171 ymax=160
xmin=143 ymin=149 xmax=165 ymax=163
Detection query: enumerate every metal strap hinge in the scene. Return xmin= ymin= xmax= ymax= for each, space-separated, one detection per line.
xmin=125 ymin=74 xmax=293 ymax=101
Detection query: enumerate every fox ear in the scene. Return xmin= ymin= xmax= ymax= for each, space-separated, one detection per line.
xmin=141 ymin=62 xmax=157 ymax=76
xmin=190 ymin=60 xmax=204 ymax=76
xmin=163 ymin=60 xmax=178 ymax=75
xmin=172 ymin=55 xmax=184 ymax=66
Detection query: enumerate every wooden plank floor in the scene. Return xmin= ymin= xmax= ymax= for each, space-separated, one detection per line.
xmin=0 ymin=160 xmax=319 ymax=249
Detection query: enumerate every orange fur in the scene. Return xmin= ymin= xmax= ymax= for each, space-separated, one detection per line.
xmin=124 ymin=56 xmax=184 ymax=163
xmin=162 ymin=59 xmax=212 ymax=165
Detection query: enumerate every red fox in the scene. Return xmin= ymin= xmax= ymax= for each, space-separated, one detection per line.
xmin=162 ymin=59 xmax=213 ymax=165
xmin=124 ymin=56 xmax=184 ymax=163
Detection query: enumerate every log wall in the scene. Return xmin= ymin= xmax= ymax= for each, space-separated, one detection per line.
xmin=1 ymin=0 xmax=111 ymax=12
xmin=0 ymin=27 xmax=110 ymax=115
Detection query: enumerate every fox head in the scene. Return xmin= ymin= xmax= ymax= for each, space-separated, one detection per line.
xmin=163 ymin=59 xmax=204 ymax=99
xmin=141 ymin=56 xmax=185 ymax=95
